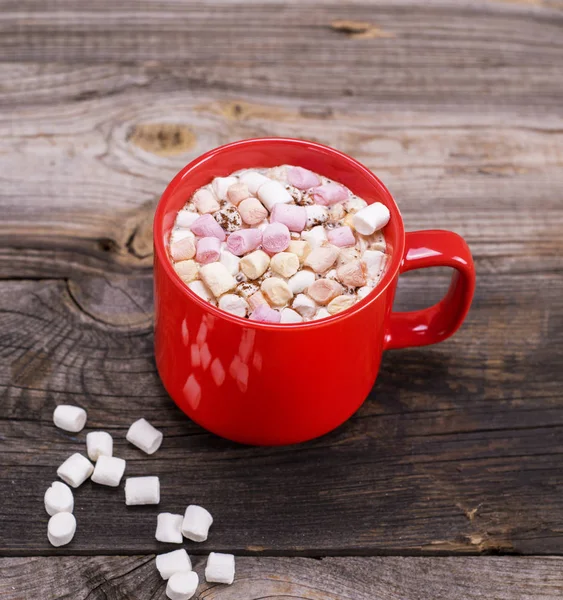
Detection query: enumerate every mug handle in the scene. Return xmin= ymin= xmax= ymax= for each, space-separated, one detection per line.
xmin=384 ymin=230 xmax=476 ymax=350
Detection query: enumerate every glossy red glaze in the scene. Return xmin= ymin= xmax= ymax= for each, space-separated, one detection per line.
xmin=154 ymin=138 xmax=476 ymax=445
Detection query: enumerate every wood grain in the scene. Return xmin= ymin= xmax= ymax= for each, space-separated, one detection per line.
xmin=1 ymin=269 xmax=562 ymax=555
xmin=2 ymin=555 xmax=563 ymax=600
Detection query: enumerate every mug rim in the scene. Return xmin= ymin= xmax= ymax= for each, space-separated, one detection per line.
xmin=154 ymin=137 xmax=405 ymax=330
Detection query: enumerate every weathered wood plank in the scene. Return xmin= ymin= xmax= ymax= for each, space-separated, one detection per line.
xmin=1 ymin=86 xmax=562 ymax=278
xmin=2 ymin=555 xmax=563 ymax=600
xmin=1 ymin=272 xmax=562 ymax=555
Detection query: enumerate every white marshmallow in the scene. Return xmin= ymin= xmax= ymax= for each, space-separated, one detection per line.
xmin=261 ymin=277 xmax=293 ymax=307
xmin=280 ymin=308 xmax=303 ymax=323
xmin=219 ymin=294 xmax=249 ymax=318
xmin=352 ymin=202 xmax=390 ymax=235
xmin=344 ymin=196 xmax=368 ymax=213
xmin=182 ymin=504 xmax=213 ymax=542
xmin=47 ymin=512 xmax=76 ymax=547
xmin=240 ymin=250 xmax=270 ymax=280
xmin=357 ymin=286 xmax=372 ymax=299
xmin=91 ymin=455 xmax=126 ymax=487
xmin=166 ymin=571 xmax=199 ymax=600
xmin=53 ymin=405 xmax=87 ymax=433
xmin=199 ymin=262 xmax=237 ymax=297
xmin=327 ymin=294 xmax=356 ymax=315
xmin=188 ymin=280 xmax=214 ymax=303
xmin=313 ymin=308 xmax=331 ymax=320
xmin=287 ymin=240 xmax=311 ymax=264
xmin=126 ymin=418 xmax=163 ymax=455
xmin=219 ymin=249 xmax=241 ymax=276
xmin=301 ymin=225 xmax=327 ymax=249
xmin=170 ymin=228 xmax=195 ymax=244
xmin=288 ymin=269 xmax=316 ymax=294
xmin=305 ymin=205 xmax=329 ymax=228
xmin=57 ymin=453 xmax=94 ymax=488
xmin=257 ymin=179 xmax=292 ymax=211
xmin=292 ymin=294 xmax=317 ymax=319
xmin=362 ymin=249 xmax=386 ymax=279
xmin=86 ymin=431 xmax=113 ymax=462
xmin=239 ymin=171 xmax=269 ymax=194
xmin=156 ymin=513 xmax=184 ymax=544
xmin=175 ymin=211 xmax=200 ymax=229
xmin=125 ymin=476 xmax=160 ymax=505
xmin=156 ymin=549 xmax=192 ymax=580
xmin=212 ymin=176 xmax=238 ymax=200
xmin=270 ymin=252 xmax=299 ymax=278
xmin=174 ymin=260 xmax=199 ymax=283
xmin=44 ymin=481 xmax=74 ymax=516
xmin=205 ymin=552 xmax=235 ymax=585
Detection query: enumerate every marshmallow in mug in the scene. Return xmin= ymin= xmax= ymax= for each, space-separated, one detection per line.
xmin=169 ymin=164 xmax=390 ymax=322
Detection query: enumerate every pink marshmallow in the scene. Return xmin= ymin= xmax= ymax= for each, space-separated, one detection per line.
xmin=270 ymin=204 xmax=307 ymax=232
xmin=262 ymin=223 xmax=290 ymax=254
xmin=190 ymin=213 xmax=226 ymax=241
xmin=327 ymin=226 xmax=356 ymax=247
xmin=311 ymin=183 xmax=349 ymax=206
xmin=287 ymin=166 xmax=321 ymax=190
xmin=250 ymin=304 xmax=281 ymax=323
xmin=227 ymin=228 xmax=263 ymax=256
xmin=196 ymin=236 xmax=221 ymax=264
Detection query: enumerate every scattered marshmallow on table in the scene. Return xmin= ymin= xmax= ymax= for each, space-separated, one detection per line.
xmin=156 ymin=513 xmax=184 ymax=544
xmin=91 ymin=455 xmax=126 ymax=487
xmin=156 ymin=548 xmax=192 ymax=580
xmin=126 ymin=418 xmax=163 ymax=455
xmin=205 ymin=552 xmax=236 ymax=585
xmin=125 ymin=476 xmax=160 ymax=505
xmin=181 ymin=504 xmax=213 ymax=542
xmin=352 ymin=202 xmax=390 ymax=235
xmin=166 ymin=571 xmax=199 ymax=600
xmin=47 ymin=511 xmax=76 ymax=547
xmin=57 ymin=453 xmax=94 ymax=488
xmin=86 ymin=431 xmax=113 ymax=462
xmin=44 ymin=481 xmax=74 ymax=516
xmin=53 ymin=405 xmax=87 ymax=433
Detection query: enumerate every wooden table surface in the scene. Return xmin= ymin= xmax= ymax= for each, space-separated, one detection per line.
xmin=2 ymin=1 xmax=563 ymax=598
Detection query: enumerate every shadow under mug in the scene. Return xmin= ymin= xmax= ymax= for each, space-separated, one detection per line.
xmin=153 ymin=138 xmax=476 ymax=445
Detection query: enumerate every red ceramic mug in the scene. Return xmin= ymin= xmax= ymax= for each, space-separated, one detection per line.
xmin=154 ymin=138 xmax=475 ymax=445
